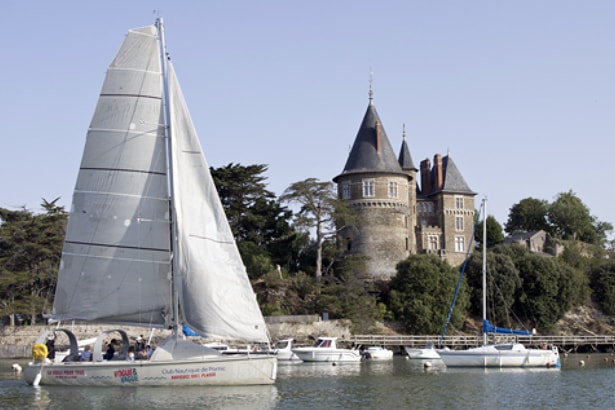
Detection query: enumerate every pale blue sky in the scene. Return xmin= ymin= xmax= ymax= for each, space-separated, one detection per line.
xmin=2 ymin=1 xmax=614 ymax=233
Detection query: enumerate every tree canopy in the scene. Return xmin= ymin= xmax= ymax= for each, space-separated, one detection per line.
xmin=280 ymin=178 xmax=354 ymax=281
xmin=387 ymin=254 xmax=469 ymax=334
xmin=0 ymin=199 xmax=66 ymax=325
xmin=211 ymin=163 xmax=297 ymax=279
xmin=504 ymin=197 xmax=550 ymax=234
xmin=505 ymin=192 xmax=612 ymax=246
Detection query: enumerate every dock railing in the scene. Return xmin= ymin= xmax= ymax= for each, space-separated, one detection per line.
xmin=350 ymin=334 xmax=615 ymax=352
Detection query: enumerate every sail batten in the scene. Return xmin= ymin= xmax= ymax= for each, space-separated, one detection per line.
xmin=63 ymin=242 xmax=170 ymax=253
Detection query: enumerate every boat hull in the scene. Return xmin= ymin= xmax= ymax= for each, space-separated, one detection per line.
xmin=273 ymin=339 xmax=301 ymax=362
xmin=292 ymin=348 xmax=362 ymax=363
xmin=404 ymin=347 xmax=441 ymax=360
xmin=24 ymin=355 xmax=277 ymax=386
xmin=437 ymin=345 xmax=560 ymax=368
xmin=363 ymin=347 xmax=394 ymax=360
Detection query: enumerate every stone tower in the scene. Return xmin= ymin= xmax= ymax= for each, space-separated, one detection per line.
xmin=333 ymin=95 xmax=416 ymax=280
xmin=334 ymin=94 xmax=476 ymax=280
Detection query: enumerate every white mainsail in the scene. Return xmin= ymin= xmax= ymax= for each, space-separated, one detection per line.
xmin=51 ymin=26 xmax=171 ymax=327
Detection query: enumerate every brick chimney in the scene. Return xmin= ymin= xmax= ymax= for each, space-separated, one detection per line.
xmin=420 ymin=158 xmax=431 ymax=195
xmin=433 ymin=154 xmax=443 ymax=191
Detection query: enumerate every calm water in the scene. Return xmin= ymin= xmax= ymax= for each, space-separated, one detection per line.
xmin=1 ymin=355 xmax=614 ymax=409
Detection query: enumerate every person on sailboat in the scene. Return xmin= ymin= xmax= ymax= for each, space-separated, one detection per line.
xmin=103 ymin=339 xmax=117 ymax=360
xmin=80 ymin=345 xmax=93 ymax=362
xmin=45 ymin=334 xmax=56 ymax=363
xmin=135 ymin=335 xmax=147 ymax=359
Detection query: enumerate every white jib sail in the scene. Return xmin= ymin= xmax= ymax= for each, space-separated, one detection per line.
xmin=167 ymin=65 xmax=270 ymax=342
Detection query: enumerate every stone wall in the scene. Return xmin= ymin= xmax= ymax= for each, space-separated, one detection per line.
xmin=0 ymin=318 xmax=353 ymax=359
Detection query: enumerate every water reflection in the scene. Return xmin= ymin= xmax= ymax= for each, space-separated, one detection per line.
xmin=3 ymin=356 xmax=615 ymax=409
xmin=278 ymin=361 xmax=362 ymax=378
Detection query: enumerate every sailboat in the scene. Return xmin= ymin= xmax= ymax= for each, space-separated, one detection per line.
xmin=437 ymin=198 xmax=560 ymax=369
xmin=24 ymin=19 xmax=277 ymax=386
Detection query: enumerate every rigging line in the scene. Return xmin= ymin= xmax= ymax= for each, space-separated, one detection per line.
xmin=439 ymin=203 xmax=483 ymax=345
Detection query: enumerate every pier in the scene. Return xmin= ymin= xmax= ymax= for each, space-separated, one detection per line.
xmin=349 ymin=334 xmax=615 ymax=353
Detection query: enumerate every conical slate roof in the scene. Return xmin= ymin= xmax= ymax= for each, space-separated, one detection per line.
xmin=441 ymin=155 xmax=475 ymax=194
xmin=333 ymin=103 xmax=403 ymax=182
xmin=398 ymin=133 xmax=417 ymax=171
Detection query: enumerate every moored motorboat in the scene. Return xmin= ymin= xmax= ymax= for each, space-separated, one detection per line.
xmin=292 ymin=337 xmax=361 ymax=363
xmin=274 ymin=339 xmax=301 ymax=362
xmin=404 ymin=344 xmax=441 ymax=360
xmin=363 ymin=346 xmax=393 ymax=360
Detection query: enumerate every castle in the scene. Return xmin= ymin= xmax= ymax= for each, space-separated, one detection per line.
xmin=333 ymin=92 xmax=476 ymax=280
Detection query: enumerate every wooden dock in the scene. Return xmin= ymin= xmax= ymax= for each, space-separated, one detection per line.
xmin=349 ymin=334 xmax=615 ymax=353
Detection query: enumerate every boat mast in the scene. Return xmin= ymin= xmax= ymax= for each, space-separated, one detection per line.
xmin=156 ymin=18 xmax=180 ymax=338
xmin=482 ymin=197 xmax=487 ymax=346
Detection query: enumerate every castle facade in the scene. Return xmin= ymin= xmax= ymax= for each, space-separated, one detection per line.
xmin=333 ymin=95 xmax=476 ymax=280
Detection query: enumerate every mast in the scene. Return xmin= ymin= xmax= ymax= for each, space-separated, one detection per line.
xmin=482 ymin=197 xmax=487 ymax=346
xmin=156 ymin=18 xmax=180 ymax=338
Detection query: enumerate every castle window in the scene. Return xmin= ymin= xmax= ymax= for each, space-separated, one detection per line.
xmin=455 ymin=196 xmax=464 ymax=209
xmin=428 ymin=235 xmax=438 ymax=250
xmin=341 ymin=182 xmax=351 ymax=199
xmin=455 ymin=216 xmax=464 ymax=231
xmin=362 ymin=179 xmax=375 ymax=197
xmin=418 ymin=202 xmax=433 ymax=214
xmin=455 ymin=236 xmax=465 ymax=252
xmin=388 ymin=181 xmax=398 ymax=198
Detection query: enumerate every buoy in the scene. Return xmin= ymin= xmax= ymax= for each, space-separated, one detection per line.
xmin=579 ymin=360 xmax=585 ymax=366
xmin=405 ymin=356 xmax=409 ymax=360
xmin=12 ymin=363 xmax=22 ymax=373
xmin=424 ymin=362 xmax=432 ymax=368
xmin=546 ymin=362 xmax=551 ymax=368
xmin=332 ymin=362 xmax=337 ymax=366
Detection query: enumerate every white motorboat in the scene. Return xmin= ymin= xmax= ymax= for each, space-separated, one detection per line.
xmin=404 ymin=344 xmax=441 ymax=360
xmin=274 ymin=339 xmax=301 ymax=362
xmin=363 ymin=346 xmax=393 ymax=360
xmin=292 ymin=337 xmax=362 ymax=363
